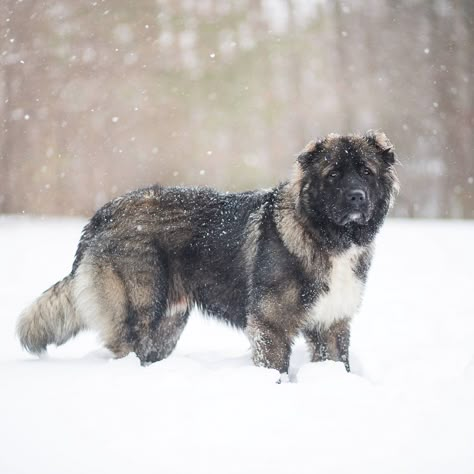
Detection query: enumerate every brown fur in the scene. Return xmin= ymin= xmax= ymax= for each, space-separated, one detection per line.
xmin=17 ymin=132 xmax=398 ymax=374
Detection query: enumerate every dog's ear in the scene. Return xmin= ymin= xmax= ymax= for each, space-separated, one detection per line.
xmin=364 ymin=130 xmax=396 ymax=165
xmin=297 ymin=138 xmax=325 ymax=168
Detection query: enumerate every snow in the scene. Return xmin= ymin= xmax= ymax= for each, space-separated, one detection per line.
xmin=1 ymin=216 xmax=474 ymax=474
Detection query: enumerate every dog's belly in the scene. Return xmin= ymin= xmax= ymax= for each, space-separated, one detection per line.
xmin=306 ymin=246 xmax=364 ymax=328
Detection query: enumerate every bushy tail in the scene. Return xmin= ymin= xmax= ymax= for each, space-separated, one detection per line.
xmin=17 ymin=275 xmax=85 ymax=354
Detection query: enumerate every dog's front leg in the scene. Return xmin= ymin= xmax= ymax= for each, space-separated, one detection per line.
xmin=303 ymin=318 xmax=351 ymax=372
xmin=246 ymin=318 xmax=293 ymax=374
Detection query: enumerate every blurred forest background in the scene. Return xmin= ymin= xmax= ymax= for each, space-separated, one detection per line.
xmin=0 ymin=0 xmax=473 ymax=218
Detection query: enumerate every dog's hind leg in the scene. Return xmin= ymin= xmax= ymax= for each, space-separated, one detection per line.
xmin=129 ymin=308 xmax=191 ymax=365
xmin=138 ymin=306 xmax=190 ymax=365
xmin=122 ymin=265 xmax=191 ymax=366
xmin=74 ymin=259 xmax=134 ymax=358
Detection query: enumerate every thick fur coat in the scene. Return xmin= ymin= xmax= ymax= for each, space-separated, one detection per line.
xmin=17 ymin=131 xmax=398 ymax=373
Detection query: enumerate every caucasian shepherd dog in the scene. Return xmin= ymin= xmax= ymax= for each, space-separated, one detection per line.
xmin=17 ymin=131 xmax=398 ymax=374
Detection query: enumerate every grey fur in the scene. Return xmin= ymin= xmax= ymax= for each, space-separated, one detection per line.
xmin=17 ymin=276 xmax=85 ymax=354
xmin=17 ymin=131 xmax=398 ymax=372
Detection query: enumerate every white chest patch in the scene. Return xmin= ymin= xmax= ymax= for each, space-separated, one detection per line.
xmin=307 ymin=246 xmax=364 ymax=328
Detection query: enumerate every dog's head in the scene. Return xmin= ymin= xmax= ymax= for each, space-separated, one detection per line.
xmin=293 ymin=131 xmax=399 ymax=228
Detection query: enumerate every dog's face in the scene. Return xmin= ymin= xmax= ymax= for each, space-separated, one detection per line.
xmin=295 ymin=131 xmax=399 ymax=227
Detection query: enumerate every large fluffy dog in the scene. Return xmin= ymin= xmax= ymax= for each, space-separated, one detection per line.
xmin=17 ymin=131 xmax=398 ymax=373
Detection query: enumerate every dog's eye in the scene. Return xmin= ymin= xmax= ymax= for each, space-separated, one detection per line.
xmin=363 ymin=167 xmax=372 ymax=176
xmin=329 ymin=170 xmax=339 ymax=178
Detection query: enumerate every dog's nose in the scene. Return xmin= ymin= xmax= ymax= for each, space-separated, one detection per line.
xmin=346 ymin=189 xmax=366 ymax=204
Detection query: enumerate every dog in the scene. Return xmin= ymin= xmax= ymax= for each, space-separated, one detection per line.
xmin=17 ymin=131 xmax=398 ymax=373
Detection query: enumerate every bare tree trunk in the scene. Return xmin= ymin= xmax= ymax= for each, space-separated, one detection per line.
xmin=460 ymin=0 xmax=474 ymax=217
xmin=1 ymin=0 xmax=32 ymax=213
xmin=333 ymin=0 xmax=353 ymax=132
xmin=286 ymin=0 xmax=307 ymax=147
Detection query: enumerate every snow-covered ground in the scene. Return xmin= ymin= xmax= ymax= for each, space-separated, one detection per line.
xmin=1 ymin=216 xmax=474 ymax=474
